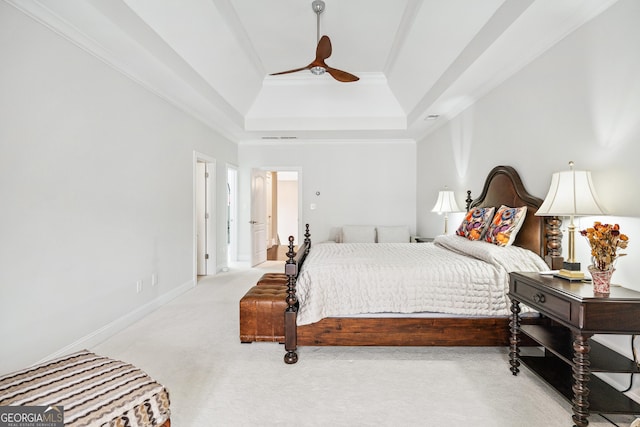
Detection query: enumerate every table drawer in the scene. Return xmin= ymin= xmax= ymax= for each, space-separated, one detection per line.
xmin=511 ymin=279 xmax=572 ymax=323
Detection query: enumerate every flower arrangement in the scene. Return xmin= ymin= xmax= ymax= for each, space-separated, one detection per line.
xmin=579 ymin=222 xmax=629 ymax=271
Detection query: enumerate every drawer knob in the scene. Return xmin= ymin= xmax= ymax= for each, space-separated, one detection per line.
xmin=533 ymin=293 xmax=546 ymax=304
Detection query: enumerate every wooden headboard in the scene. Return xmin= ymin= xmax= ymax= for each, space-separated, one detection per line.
xmin=469 ymin=165 xmax=547 ymax=257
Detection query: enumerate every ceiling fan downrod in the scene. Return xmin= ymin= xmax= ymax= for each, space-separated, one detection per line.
xmin=312 ymin=0 xmax=325 ymax=43
xmin=310 ymin=0 xmax=326 ymax=75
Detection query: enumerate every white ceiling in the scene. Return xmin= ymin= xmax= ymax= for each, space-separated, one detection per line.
xmin=9 ymin=0 xmax=618 ymax=143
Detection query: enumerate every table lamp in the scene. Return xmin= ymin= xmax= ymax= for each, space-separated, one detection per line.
xmin=431 ymin=188 xmax=461 ymax=235
xmin=535 ymin=161 xmax=606 ymax=280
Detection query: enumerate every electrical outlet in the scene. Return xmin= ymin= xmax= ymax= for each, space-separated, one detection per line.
xmin=136 ymin=280 xmax=143 ymax=293
xmin=151 ymin=273 xmax=157 ymax=286
xmin=631 ymin=418 xmax=640 ymax=427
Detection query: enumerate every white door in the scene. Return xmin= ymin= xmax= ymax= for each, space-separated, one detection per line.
xmin=250 ymin=169 xmax=267 ymax=266
xmin=196 ymin=162 xmax=208 ymax=275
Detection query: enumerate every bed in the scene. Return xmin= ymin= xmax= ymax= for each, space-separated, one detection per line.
xmin=282 ymin=165 xmax=560 ymax=364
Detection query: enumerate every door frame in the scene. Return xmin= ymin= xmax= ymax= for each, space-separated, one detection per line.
xmin=226 ymin=163 xmax=239 ymax=265
xmin=196 ymin=161 xmax=208 ymax=276
xmin=193 ymin=151 xmax=216 ymax=283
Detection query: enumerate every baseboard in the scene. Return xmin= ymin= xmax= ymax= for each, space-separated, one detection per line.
xmin=592 ymin=335 xmax=640 ymax=404
xmin=595 ymin=371 xmax=640 ymax=405
xmin=37 ymin=279 xmax=195 ymax=364
xmin=237 ymin=252 xmax=250 ymax=263
xmin=627 ymin=389 xmax=640 ymax=405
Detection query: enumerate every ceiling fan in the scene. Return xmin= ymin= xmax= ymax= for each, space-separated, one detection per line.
xmin=270 ymin=0 xmax=359 ymax=83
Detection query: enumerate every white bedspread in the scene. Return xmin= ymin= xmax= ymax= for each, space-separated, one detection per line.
xmin=295 ymin=235 xmax=549 ymax=325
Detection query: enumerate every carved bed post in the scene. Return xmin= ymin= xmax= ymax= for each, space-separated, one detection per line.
xmin=304 ymin=223 xmax=311 ymax=249
xmin=284 ymin=236 xmax=298 ymax=364
xmin=465 ymin=190 xmax=472 ymax=211
xmin=283 ymin=224 xmax=312 ymax=364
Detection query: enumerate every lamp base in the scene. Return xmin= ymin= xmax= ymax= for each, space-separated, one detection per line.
xmin=562 ymin=261 xmax=581 ymax=271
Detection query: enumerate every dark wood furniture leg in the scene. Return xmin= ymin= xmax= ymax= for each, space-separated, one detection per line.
xmin=509 ymin=298 xmax=521 ymax=376
xmin=572 ymin=333 xmax=592 ymax=427
xmin=284 ymin=309 xmax=298 ymax=364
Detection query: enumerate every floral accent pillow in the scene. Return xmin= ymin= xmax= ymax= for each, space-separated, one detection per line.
xmin=484 ymin=205 xmax=528 ymax=247
xmin=455 ymin=207 xmax=495 ymax=241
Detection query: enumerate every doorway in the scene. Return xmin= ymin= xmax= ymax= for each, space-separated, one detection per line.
xmin=194 ymin=152 xmax=216 ymax=280
xmin=250 ymin=168 xmax=300 ymax=266
xmin=266 ymin=171 xmax=299 ymax=260
xmin=250 ymin=168 xmax=301 ymax=265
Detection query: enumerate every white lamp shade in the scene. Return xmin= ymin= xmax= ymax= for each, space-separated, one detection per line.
xmin=535 ymin=169 xmax=606 ymax=216
xmin=431 ymin=190 xmax=461 ymax=213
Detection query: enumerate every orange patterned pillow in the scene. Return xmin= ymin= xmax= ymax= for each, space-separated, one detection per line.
xmin=455 ymin=207 xmax=495 ymax=241
xmin=484 ymin=205 xmax=527 ymax=247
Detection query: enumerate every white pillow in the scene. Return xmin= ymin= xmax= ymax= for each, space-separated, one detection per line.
xmin=341 ymin=225 xmax=376 ymax=243
xmin=377 ymin=226 xmax=410 ymax=243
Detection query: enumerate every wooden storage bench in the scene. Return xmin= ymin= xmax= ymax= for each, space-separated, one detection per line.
xmin=240 ymin=284 xmax=287 ymax=343
xmin=0 ymin=349 xmax=171 ymax=427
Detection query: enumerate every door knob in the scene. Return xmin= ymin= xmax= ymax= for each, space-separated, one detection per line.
xmin=249 ymin=220 xmax=257 ymax=224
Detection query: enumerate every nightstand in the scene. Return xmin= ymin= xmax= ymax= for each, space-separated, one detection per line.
xmin=508 ymin=272 xmax=640 ymax=427
xmin=413 ymin=237 xmax=434 ymax=243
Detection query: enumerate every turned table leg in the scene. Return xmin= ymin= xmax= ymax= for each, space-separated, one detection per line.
xmin=509 ymin=299 xmax=521 ymax=375
xmin=572 ymin=333 xmax=591 ymax=427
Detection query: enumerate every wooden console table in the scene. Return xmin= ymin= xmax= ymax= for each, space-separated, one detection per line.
xmin=509 ymin=271 xmax=640 ymax=427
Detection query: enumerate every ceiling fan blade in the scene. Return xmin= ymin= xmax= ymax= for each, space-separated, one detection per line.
xmin=316 ymin=35 xmax=332 ymax=61
xmin=271 ymin=2 xmax=356 ymax=83
xmin=326 ymin=66 xmax=359 ymax=82
xmin=270 ymin=65 xmax=311 ymax=76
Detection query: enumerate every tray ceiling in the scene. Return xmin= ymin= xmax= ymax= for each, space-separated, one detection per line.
xmin=7 ymin=0 xmax=618 ymax=142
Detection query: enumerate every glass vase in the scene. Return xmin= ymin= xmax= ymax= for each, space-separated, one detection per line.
xmin=588 ymin=266 xmax=614 ymax=296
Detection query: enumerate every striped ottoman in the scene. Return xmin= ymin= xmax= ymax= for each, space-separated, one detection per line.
xmin=0 ymin=350 xmax=170 ymax=427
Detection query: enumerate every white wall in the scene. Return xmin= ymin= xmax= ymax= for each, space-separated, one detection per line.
xmin=238 ymin=140 xmax=417 ymax=260
xmin=417 ymin=0 xmax=640 ymax=394
xmin=0 ymin=3 xmax=237 ymax=373
xmin=418 ymin=0 xmax=640 ymax=287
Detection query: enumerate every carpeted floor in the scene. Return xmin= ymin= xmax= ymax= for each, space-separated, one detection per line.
xmin=93 ymin=261 xmax=636 ymax=426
